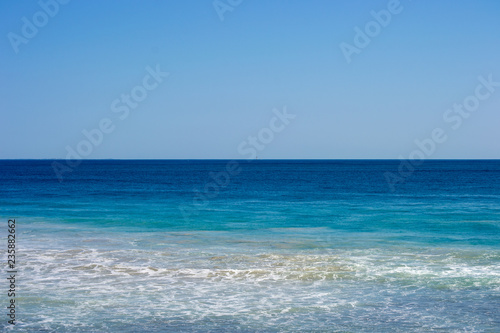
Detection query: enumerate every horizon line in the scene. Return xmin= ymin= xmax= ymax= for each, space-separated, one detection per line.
xmin=2 ymin=158 xmax=500 ymax=161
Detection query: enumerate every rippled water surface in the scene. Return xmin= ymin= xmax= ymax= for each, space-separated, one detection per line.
xmin=1 ymin=160 xmax=499 ymax=332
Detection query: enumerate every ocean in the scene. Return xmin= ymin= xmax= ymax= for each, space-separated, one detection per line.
xmin=1 ymin=160 xmax=499 ymax=332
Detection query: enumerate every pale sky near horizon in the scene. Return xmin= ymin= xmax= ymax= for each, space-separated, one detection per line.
xmin=1 ymin=0 xmax=499 ymax=159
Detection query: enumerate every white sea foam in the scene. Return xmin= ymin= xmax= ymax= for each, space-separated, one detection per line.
xmin=10 ymin=228 xmax=500 ymax=332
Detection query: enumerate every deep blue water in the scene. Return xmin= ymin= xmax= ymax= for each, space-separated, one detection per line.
xmin=1 ymin=160 xmax=499 ymax=332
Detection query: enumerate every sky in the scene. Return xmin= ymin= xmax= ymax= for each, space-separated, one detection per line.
xmin=1 ymin=0 xmax=499 ymax=159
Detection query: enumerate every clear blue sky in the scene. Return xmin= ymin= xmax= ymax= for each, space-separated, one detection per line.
xmin=1 ymin=0 xmax=499 ymax=159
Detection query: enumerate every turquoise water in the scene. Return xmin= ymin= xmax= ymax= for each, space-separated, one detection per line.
xmin=1 ymin=160 xmax=499 ymax=332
